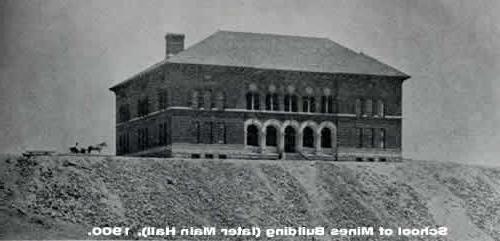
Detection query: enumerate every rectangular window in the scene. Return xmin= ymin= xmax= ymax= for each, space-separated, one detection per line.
xmin=137 ymin=100 xmax=142 ymax=117
xmin=144 ymin=98 xmax=149 ymax=116
xmin=137 ymin=128 xmax=149 ymax=150
xmin=370 ymin=128 xmax=375 ymax=148
xmin=119 ymin=134 xmax=129 ymax=154
xmin=118 ymin=135 xmax=123 ymax=154
xmin=137 ymin=129 xmax=141 ymax=150
xmin=194 ymin=121 xmax=201 ymax=143
xmin=119 ymin=104 xmax=130 ymax=122
xmin=137 ymin=97 xmax=149 ymax=117
xmin=144 ymin=127 xmax=149 ymax=148
xmin=357 ymin=128 xmax=363 ymax=148
xmin=124 ymin=133 xmax=129 ymax=153
xmin=380 ymin=129 xmax=386 ymax=149
xmin=158 ymin=122 xmax=168 ymax=145
xmin=158 ymin=89 xmax=168 ymax=110
xmin=209 ymin=122 xmax=214 ymax=144
xmin=217 ymin=122 xmax=226 ymax=144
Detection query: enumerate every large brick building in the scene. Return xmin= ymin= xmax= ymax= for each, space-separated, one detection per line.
xmin=110 ymin=31 xmax=410 ymax=161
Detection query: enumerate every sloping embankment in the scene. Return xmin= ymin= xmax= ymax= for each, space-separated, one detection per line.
xmin=0 ymin=154 xmax=499 ymax=240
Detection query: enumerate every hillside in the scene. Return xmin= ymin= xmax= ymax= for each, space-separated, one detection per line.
xmin=1 ymin=154 xmax=499 ymax=240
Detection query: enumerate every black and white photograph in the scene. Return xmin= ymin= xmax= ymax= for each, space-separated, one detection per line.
xmin=0 ymin=0 xmax=499 ymax=240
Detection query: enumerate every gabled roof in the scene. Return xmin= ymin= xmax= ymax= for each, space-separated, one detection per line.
xmin=168 ymin=30 xmax=409 ymax=78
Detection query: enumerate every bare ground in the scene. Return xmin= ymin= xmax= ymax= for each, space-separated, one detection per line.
xmin=0 ymin=154 xmax=499 ymax=240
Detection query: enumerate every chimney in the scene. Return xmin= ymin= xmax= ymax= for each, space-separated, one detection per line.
xmin=165 ymin=33 xmax=185 ymax=58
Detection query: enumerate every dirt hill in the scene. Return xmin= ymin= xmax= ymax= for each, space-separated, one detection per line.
xmin=1 ymin=154 xmax=499 ymax=240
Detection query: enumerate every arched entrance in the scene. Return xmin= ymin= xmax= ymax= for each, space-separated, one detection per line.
xmin=284 ymin=126 xmax=296 ymax=153
xmin=246 ymin=124 xmax=259 ymax=146
xmin=302 ymin=126 xmax=315 ymax=148
xmin=266 ymin=126 xmax=278 ymax=147
xmin=320 ymin=128 xmax=332 ymax=148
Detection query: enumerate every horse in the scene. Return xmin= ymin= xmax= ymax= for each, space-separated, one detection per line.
xmin=69 ymin=142 xmax=80 ymax=153
xmin=69 ymin=142 xmax=87 ymax=154
xmin=87 ymin=142 xmax=107 ymax=154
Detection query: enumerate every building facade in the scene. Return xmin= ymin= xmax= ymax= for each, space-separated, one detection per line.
xmin=110 ymin=31 xmax=410 ymax=161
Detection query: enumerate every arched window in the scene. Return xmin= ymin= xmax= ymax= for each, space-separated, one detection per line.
xmin=265 ymin=93 xmax=279 ymax=111
xmin=321 ymin=96 xmax=334 ymax=113
xmin=197 ymin=91 xmax=204 ymax=109
xmin=246 ymin=92 xmax=260 ymax=110
xmin=321 ymin=128 xmax=332 ymax=148
xmin=302 ymin=96 xmax=316 ymax=113
xmin=216 ymin=92 xmax=225 ymax=110
xmin=355 ymin=98 xmax=362 ymax=116
xmin=365 ymin=99 xmax=373 ymax=116
xmin=265 ymin=126 xmax=278 ymax=146
xmin=191 ymin=91 xmax=199 ymax=108
xmin=246 ymin=124 xmax=259 ymax=146
xmin=302 ymin=127 xmax=314 ymax=148
xmin=203 ymin=90 xmax=212 ymax=109
xmin=377 ymin=100 xmax=384 ymax=117
xmin=284 ymin=94 xmax=298 ymax=112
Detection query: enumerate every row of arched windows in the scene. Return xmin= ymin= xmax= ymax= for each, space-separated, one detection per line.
xmin=246 ymin=92 xmax=336 ymax=113
xmin=247 ymin=125 xmax=333 ymax=150
xmin=245 ymin=120 xmax=336 ymax=153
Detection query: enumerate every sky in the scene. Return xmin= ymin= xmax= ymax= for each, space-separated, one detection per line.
xmin=0 ymin=0 xmax=499 ymax=165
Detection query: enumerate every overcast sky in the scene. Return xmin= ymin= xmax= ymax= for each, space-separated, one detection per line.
xmin=1 ymin=0 xmax=499 ymax=165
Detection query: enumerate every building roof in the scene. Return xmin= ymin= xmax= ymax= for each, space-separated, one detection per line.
xmin=111 ymin=30 xmax=409 ymax=91
xmin=168 ymin=30 xmax=409 ymax=77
